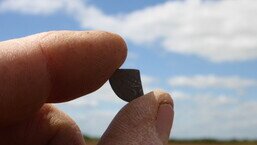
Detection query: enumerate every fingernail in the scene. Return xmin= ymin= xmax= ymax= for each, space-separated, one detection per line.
xmin=156 ymin=103 xmax=174 ymax=144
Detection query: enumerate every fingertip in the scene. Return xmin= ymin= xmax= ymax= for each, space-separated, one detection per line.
xmin=152 ymin=90 xmax=174 ymax=108
xmin=92 ymin=30 xmax=128 ymax=66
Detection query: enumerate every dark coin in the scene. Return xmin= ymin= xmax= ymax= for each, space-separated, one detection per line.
xmin=109 ymin=69 xmax=144 ymax=102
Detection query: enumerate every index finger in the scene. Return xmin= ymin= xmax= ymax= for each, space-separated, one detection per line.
xmin=0 ymin=31 xmax=127 ymax=126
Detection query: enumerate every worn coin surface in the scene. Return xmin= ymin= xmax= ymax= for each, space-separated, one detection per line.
xmin=109 ymin=69 xmax=144 ymax=102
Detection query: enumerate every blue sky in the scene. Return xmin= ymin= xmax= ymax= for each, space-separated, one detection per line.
xmin=1 ymin=0 xmax=257 ymax=140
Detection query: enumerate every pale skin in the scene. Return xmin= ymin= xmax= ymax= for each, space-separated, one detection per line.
xmin=0 ymin=31 xmax=174 ymax=145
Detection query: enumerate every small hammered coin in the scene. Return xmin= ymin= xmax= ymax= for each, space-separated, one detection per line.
xmin=109 ymin=69 xmax=144 ymax=102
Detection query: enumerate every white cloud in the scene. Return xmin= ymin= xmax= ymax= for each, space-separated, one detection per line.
xmin=1 ymin=0 xmax=257 ymax=62
xmin=56 ymin=102 xmax=119 ymax=137
xmin=171 ymin=91 xmax=190 ymax=100
xmin=0 ymin=0 xmax=67 ymax=15
xmin=141 ymin=75 xmax=159 ymax=93
xmin=173 ymin=92 xmax=257 ymax=139
xmin=71 ymin=0 xmax=257 ymax=62
xmin=168 ymin=75 xmax=257 ymax=91
xmin=72 ymin=110 xmax=118 ymax=137
xmin=55 ymin=82 xmax=124 ymax=136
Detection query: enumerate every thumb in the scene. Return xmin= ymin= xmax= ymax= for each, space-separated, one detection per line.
xmin=98 ymin=90 xmax=174 ymax=145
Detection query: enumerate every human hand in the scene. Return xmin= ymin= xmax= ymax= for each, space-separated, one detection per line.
xmin=0 ymin=31 xmax=174 ymax=145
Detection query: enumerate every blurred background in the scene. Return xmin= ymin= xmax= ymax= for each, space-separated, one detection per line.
xmin=1 ymin=0 xmax=257 ymax=144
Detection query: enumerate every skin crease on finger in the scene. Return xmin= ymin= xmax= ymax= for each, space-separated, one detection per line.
xmin=0 ymin=31 xmax=127 ymax=126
